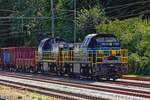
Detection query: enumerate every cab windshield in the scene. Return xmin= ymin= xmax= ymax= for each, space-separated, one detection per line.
xmin=96 ymin=37 xmax=120 ymax=47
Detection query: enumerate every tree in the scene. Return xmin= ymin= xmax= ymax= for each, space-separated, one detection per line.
xmin=76 ymin=6 xmax=106 ymax=41
xmin=0 ymin=0 xmax=14 ymax=47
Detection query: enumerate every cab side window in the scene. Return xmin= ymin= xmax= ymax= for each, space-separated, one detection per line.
xmin=43 ymin=40 xmax=52 ymax=51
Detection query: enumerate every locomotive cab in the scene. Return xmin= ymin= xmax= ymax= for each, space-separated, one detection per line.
xmin=38 ymin=37 xmax=65 ymax=52
xmin=80 ymin=34 xmax=128 ymax=80
xmin=38 ymin=37 xmax=65 ymax=60
xmin=37 ymin=37 xmax=66 ymax=72
xmin=81 ymin=34 xmax=120 ymax=49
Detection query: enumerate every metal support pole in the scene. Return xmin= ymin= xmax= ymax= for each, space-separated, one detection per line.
xmin=21 ymin=18 xmax=23 ymax=32
xmin=51 ymin=0 xmax=55 ymax=37
xmin=74 ymin=0 xmax=76 ymax=43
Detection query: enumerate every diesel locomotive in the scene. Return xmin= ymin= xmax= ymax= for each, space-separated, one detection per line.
xmin=37 ymin=34 xmax=128 ymax=81
xmin=0 ymin=33 xmax=128 ymax=81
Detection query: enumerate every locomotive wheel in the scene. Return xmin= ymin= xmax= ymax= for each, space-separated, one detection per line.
xmin=1 ymin=65 xmax=4 ymax=71
xmin=80 ymin=64 xmax=92 ymax=78
xmin=69 ymin=64 xmax=74 ymax=77
xmin=56 ymin=65 xmax=61 ymax=76
xmin=50 ymin=63 xmax=57 ymax=73
xmin=96 ymin=76 xmax=100 ymax=80
xmin=63 ymin=63 xmax=73 ymax=76
xmin=113 ymin=77 xmax=116 ymax=81
xmin=106 ymin=76 xmax=110 ymax=81
xmin=0 ymin=65 xmax=2 ymax=71
xmin=47 ymin=63 xmax=51 ymax=73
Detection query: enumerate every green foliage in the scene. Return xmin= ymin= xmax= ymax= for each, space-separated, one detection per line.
xmin=0 ymin=0 xmax=75 ymax=46
xmin=97 ymin=17 xmax=150 ymax=75
xmin=55 ymin=0 xmax=74 ymax=42
xmin=76 ymin=6 xmax=106 ymax=40
xmin=0 ymin=0 xmax=14 ymax=47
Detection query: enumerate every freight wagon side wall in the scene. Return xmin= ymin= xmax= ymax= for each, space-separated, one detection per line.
xmin=2 ymin=47 xmax=36 ymax=67
xmin=0 ymin=49 xmax=4 ymax=65
xmin=15 ymin=48 xmax=36 ymax=67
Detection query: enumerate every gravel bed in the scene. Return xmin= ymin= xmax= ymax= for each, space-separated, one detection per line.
xmin=89 ymin=81 xmax=150 ymax=92
xmin=44 ymin=76 xmax=150 ymax=92
xmin=0 ymin=75 xmax=149 ymax=100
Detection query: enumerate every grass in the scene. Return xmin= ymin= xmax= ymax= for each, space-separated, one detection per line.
xmin=0 ymin=85 xmax=59 ymax=100
xmin=126 ymin=72 xmax=150 ymax=78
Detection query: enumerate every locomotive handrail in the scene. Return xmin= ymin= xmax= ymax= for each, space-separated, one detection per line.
xmin=37 ymin=49 xmax=128 ymax=65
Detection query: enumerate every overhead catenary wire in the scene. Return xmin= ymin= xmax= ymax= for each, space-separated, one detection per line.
xmin=54 ymin=0 xmax=150 ymax=14
xmin=115 ymin=5 xmax=150 ymax=18
xmin=0 ymin=9 xmax=19 ymax=13
xmin=0 ymin=24 xmax=75 ymax=38
xmin=0 ymin=24 xmax=20 ymax=26
xmin=1 ymin=10 xmax=149 ymax=38
xmin=105 ymin=0 xmax=150 ymax=10
xmin=0 ymin=19 xmax=13 ymax=23
xmin=0 ymin=1 xmax=149 ymax=20
xmin=114 ymin=9 xmax=150 ymax=19
xmin=0 ymin=12 xmax=146 ymax=35
xmin=54 ymin=0 xmax=150 ymax=13
xmin=105 ymin=1 xmax=150 ymax=17
xmin=0 ymin=29 xmax=77 ymax=40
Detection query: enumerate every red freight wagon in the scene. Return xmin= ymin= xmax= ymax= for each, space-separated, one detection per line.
xmin=0 ymin=48 xmax=3 ymax=65
xmin=2 ymin=47 xmax=37 ymax=72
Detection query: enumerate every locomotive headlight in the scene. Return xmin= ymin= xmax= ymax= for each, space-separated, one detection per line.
xmin=98 ymin=50 xmax=103 ymax=56
xmin=59 ymin=44 xmax=64 ymax=48
xmin=109 ymin=42 xmax=112 ymax=46
xmin=111 ymin=50 xmax=116 ymax=56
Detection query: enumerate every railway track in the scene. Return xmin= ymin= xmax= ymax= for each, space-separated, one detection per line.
xmin=1 ymin=71 xmax=150 ymax=88
xmin=113 ymin=80 xmax=150 ymax=88
xmin=0 ymin=80 xmax=86 ymax=100
xmin=0 ymin=75 xmax=103 ymax=100
xmin=0 ymin=71 xmax=149 ymax=100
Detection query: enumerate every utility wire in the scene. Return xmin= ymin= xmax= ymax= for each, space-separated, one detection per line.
xmin=105 ymin=1 xmax=150 ymax=16
xmin=0 ymin=9 xmax=19 ymax=13
xmin=116 ymin=5 xmax=150 ymax=17
xmin=0 ymin=8 xmax=148 ymax=37
xmin=115 ymin=10 xmax=150 ymax=19
xmin=105 ymin=0 xmax=150 ymax=10
xmin=1 ymin=9 xmax=149 ymax=38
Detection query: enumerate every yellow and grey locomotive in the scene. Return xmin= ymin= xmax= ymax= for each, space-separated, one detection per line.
xmin=37 ymin=34 xmax=128 ymax=81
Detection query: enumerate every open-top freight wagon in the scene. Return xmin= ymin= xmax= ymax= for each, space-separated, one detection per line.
xmin=0 ymin=47 xmax=36 ymax=72
xmin=0 ymin=34 xmax=128 ymax=81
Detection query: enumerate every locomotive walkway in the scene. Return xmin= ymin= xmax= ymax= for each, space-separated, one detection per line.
xmin=0 ymin=72 xmax=149 ymax=100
